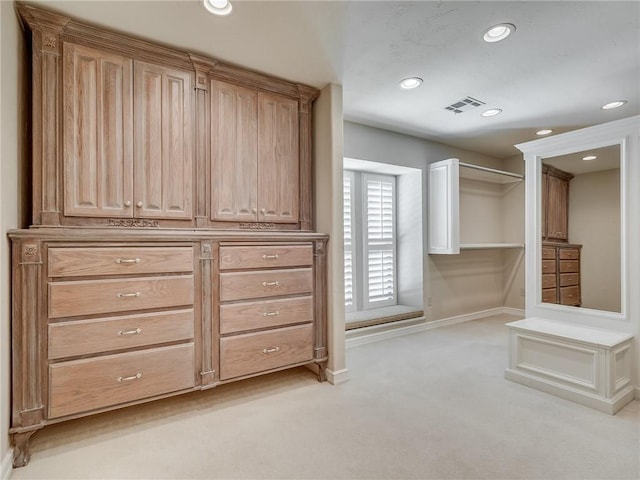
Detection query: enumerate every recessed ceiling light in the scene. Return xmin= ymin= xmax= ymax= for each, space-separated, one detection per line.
xmin=399 ymin=77 xmax=423 ymax=90
xmin=203 ymin=0 xmax=232 ymax=15
xmin=582 ymin=155 xmax=597 ymax=161
xmin=481 ymin=108 xmax=503 ymax=117
xmin=601 ymin=100 xmax=627 ymax=110
xmin=536 ymin=129 xmax=553 ymax=136
xmin=483 ymin=23 xmax=516 ymax=43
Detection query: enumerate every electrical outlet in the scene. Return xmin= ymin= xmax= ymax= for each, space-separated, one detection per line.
xmin=427 ymin=297 xmax=432 ymax=306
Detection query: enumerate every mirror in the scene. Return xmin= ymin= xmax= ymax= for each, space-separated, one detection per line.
xmin=540 ymin=145 xmax=621 ymax=313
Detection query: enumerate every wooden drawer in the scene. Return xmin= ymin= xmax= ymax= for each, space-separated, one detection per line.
xmin=559 ymin=260 xmax=579 ymax=273
xmin=542 ymin=274 xmax=557 ymax=289
xmin=559 ymin=248 xmax=580 ymax=260
xmin=542 ymin=260 xmax=556 ymax=274
xmin=542 ymin=288 xmax=557 ymax=303
xmin=49 ymin=309 xmax=194 ymax=359
xmin=220 ymin=296 xmax=313 ymax=334
xmin=542 ymin=247 xmax=556 ymax=260
xmin=49 ymin=275 xmax=194 ymax=318
xmin=220 ymin=324 xmax=313 ymax=380
xmin=49 ymin=343 xmax=195 ymax=418
xmin=219 ymin=245 xmax=312 ymax=270
xmin=560 ymin=286 xmax=580 ymax=305
xmin=220 ymin=268 xmax=312 ymax=302
xmin=560 ymin=273 xmax=580 ymax=287
xmin=48 ymin=247 xmax=193 ymax=277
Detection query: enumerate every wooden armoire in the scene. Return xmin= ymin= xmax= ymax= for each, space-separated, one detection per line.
xmin=9 ymin=4 xmax=328 ymax=467
xmin=540 ymin=164 xmax=581 ymax=306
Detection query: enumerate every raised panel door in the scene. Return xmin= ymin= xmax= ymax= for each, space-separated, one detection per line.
xmin=546 ymin=175 xmax=569 ymax=241
xmin=134 ymin=62 xmax=193 ymax=219
xmin=63 ymin=43 xmax=133 ymax=217
xmin=257 ymin=92 xmax=299 ymax=223
xmin=210 ymin=80 xmax=258 ymax=222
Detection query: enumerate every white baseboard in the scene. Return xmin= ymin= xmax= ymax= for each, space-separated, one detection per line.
xmin=1 ymin=449 xmax=12 ymax=480
xmin=505 ymin=368 xmax=635 ymax=415
xmin=346 ymin=307 xmax=524 ymax=349
xmin=326 ymin=368 xmax=349 ymax=385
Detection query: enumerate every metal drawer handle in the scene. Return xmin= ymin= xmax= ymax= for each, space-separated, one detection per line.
xmin=263 ymin=311 xmax=280 ymax=317
xmin=262 ymin=347 xmax=280 ymax=354
xmin=116 ymin=258 xmax=141 ymax=264
xmin=262 ymin=254 xmax=279 ymax=260
xmin=117 ymin=292 xmax=141 ymax=298
xmin=262 ymin=281 xmax=279 ymax=287
xmin=117 ymin=373 xmax=142 ymax=382
xmin=118 ymin=328 xmax=142 ymax=336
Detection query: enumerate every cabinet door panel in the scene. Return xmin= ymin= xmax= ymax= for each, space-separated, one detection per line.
xmin=63 ymin=43 xmax=133 ymax=217
xmin=546 ymin=175 xmax=569 ymax=241
xmin=210 ymin=80 xmax=258 ymax=222
xmin=257 ymin=92 xmax=299 ymax=223
xmin=134 ymin=62 xmax=193 ymax=219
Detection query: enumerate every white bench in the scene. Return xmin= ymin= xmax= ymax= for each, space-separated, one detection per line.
xmin=505 ymin=318 xmax=634 ymax=414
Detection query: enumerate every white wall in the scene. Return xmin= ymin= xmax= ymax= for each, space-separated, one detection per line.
xmin=2 ymin=0 xmax=29 ymax=474
xmin=344 ymin=121 xmax=525 ymax=320
xmin=314 ymin=84 xmax=347 ymax=383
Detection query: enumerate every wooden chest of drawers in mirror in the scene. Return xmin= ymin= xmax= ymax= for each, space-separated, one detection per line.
xmin=541 ymin=242 xmax=582 ymax=306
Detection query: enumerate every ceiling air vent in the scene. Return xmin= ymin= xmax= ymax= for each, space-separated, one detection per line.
xmin=445 ymin=96 xmax=486 ymax=114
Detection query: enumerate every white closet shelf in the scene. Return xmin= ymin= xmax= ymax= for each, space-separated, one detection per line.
xmin=459 ymin=162 xmax=524 ymax=184
xmin=460 ymin=243 xmax=524 ymax=250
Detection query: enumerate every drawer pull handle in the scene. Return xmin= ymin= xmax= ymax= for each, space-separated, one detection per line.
xmin=117 ymin=373 xmax=142 ymax=383
xmin=262 ymin=347 xmax=280 ymax=354
xmin=117 ymin=292 xmax=141 ymax=298
xmin=262 ymin=254 xmax=279 ymax=260
xmin=118 ymin=328 xmax=142 ymax=336
xmin=262 ymin=281 xmax=279 ymax=287
xmin=116 ymin=258 xmax=141 ymax=265
xmin=263 ymin=311 xmax=280 ymax=317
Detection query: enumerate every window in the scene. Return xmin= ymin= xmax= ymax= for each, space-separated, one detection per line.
xmin=343 ymin=170 xmax=397 ymax=311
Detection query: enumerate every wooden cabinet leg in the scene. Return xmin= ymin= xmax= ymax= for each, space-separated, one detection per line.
xmin=12 ymin=431 xmax=37 ymax=468
xmin=316 ymin=361 xmax=328 ymax=382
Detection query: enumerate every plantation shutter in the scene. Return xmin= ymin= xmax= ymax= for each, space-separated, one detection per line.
xmin=343 ymin=171 xmax=355 ymax=312
xmin=363 ymin=173 xmax=396 ymax=309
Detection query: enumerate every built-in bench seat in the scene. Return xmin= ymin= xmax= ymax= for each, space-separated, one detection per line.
xmin=505 ymin=318 xmax=634 ymax=414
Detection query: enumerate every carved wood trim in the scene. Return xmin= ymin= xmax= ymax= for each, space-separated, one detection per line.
xmin=313 ymin=239 xmax=328 ymax=362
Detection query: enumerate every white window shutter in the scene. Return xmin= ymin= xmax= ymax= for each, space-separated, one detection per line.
xmin=363 ymin=173 xmax=396 ymax=308
xmin=343 ymin=171 xmax=355 ymax=312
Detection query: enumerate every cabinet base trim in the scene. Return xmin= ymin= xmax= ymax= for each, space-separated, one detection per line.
xmin=505 ymin=368 xmax=635 ymax=415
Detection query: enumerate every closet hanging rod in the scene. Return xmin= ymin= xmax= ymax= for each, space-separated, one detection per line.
xmin=459 ymin=162 xmax=524 ymax=180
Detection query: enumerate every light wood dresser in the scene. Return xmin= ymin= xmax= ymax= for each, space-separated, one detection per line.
xmin=10 ymin=4 xmax=328 ymax=467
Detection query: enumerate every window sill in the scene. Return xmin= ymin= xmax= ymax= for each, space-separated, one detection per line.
xmin=345 ymin=305 xmax=424 ymax=330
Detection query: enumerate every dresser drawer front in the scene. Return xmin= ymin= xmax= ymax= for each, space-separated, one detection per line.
xmin=49 ymin=343 xmax=195 ymax=418
xmin=220 ymin=296 xmax=313 ymax=334
xmin=558 ymin=248 xmax=580 ymax=260
xmin=542 ymin=288 xmax=557 ymax=303
xmin=219 ymin=245 xmax=312 ymax=270
xmin=559 ymin=260 xmax=579 ymax=273
xmin=542 ymin=260 xmax=556 ymax=274
xmin=220 ymin=324 xmax=313 ymax=380
xmin=542 ymin=274 xmax=557 ymax=289
xmin=560 ymin=273 xmax=580 ymax=287
xmin=542 ymin=247 xmax=556 ymax=260
xmin=49 ymin=275 xmax=194 ymax=318
xmin=48 ymin=247 xmax=194 ymax=277
xmin=220 ymin=268 xmax=312 ymax=302
xmin=49 ymin=309 xmax=194 ymax=359
xmin=560 ymin=286 xmax=580 ymax=305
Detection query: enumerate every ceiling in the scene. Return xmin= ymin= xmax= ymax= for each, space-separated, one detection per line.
xmin=24 ymin=0 xmax=640 ymax=159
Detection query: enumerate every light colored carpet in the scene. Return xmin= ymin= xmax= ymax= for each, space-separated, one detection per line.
xmin=11 ymin=314 xmax=640 ymax=479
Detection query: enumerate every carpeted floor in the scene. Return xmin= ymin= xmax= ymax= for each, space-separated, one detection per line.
xmin=11 ymin=314 xmax=640 ymax=479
